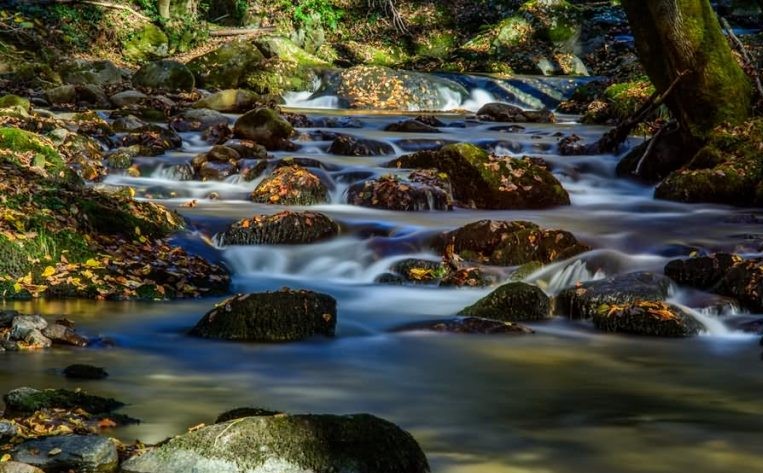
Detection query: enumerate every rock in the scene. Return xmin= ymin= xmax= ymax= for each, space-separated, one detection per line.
xmin=119 ymin=125 xmax=182 ymax=156
xmin=717 ymin=258 xmax=763 ymax=313
xmin=233 ymin=108 xmax=294 ymax=150
xmin=459 ymin=282 xmax=550 ymax=321
xmin=433 ymin=220 xmax=589 ymax=266
xmin=347 ymin=175 xmax=450 ymax=211
xmin=61 ymin=60 xmax=122 ymax=86
xmin=392 ymin=317 xmax=533 ymax=335
xmin=111 ymin=115 xmax=146 ymax=133
xmin=215 ymin=407 xmax=281 ymax=424
xmin=255 ymin=36 xmax=328 ymax=67
xmin=476 ymin=103 xmax=555 ymax=123
xmin=439 ymin=267 xmax=498 ymax=288
xmin=217 ymin=211 xmax=339 ymax=245
xmin=556 ymin=272 xmax=672 ymax=320
xmin=189 ymin=289 xmax=337 ymax=342
xmin=23 ymin=330 xmax=51 ymax=348
xmin=388 ymin=258 xmax=447 ymax=285
xmin=0 ymin=95 xmax=31 ymax=112
xmin=132 ymin=60 xmax=195 ymax=93
xmin=592 ymin=300 xmax=703 ymax=337
xmin=63 ymin=364 xmax=108 ymax=380
xmin=388 ymin=143 xmax=569 ymax=209
xmin=224 ymin=139 xmax=268 ymax=159
xmin=123 ymin=23 xmax=169 ymax=62
xmin=0 ymin=462 xmax=43 ymax=473
xmin=3 ymin=387 xmax=124 ymax=415
xmin=10 ymin=315 xmax=47 ymax=341
xmin=42 ymin=323 xmax=89 ymax=347
xmin=45 ymin=85 xmax=77 ymax=105
xmin=0 ymin=310 xmax=17 ymax=327
xmin=383 ymin=119 xmax=441 ymax=133
xmin=327 ymin=135 xmax=394 ymax=156
xmin=164 ymin=162 xmax=195 ymax=181
xmin=664 ymin=254 xmax=739 ymax=290
xmin=194 ymin=89 xmax=260 ymax=113
xmin=12 ymin=435 xmax=118 ymax=473
xmin=121 ymin=413 xmax=428 ymax=473
xmin=251 ymin=166 xmax=329 ymax=205
xmin=327 ymin=65 xmax=467 ymax=110
xmin=109 ymin=90 xmax=148 ymax=108
xmin=187 ymin=40 xmax=264 ymax=89
xmin=169 ymin=108 xmax=229 ymax=132
xmin=0 ymin=420 xmax=18 ymax=440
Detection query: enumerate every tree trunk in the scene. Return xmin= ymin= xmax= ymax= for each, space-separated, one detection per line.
xmin=157 ymin=0 xmax=170 ymax=18
xmin=621 ymin=0 xmax=752 ymax=145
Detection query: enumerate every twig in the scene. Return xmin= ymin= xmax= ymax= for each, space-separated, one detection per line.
xmin=595 ymin=70 xmax=689 ymax=153
xmin=720 ymin=17 xmax=763 ymax=102
xmin=209 ymin=27 xmax=274 ymax=37
xmin=634 ymin=121 xmax=672 ymax=175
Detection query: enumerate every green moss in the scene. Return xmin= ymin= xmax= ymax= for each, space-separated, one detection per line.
xmin=187 ymin=40 xmax=264 ymax=89
xmin=0 ymin=95 xmax=31 ymax=111
xmin=0 ymin=127 xmax=64 ymax=174
xmin=122 ymin=23 xmax=169 ymax=62
xmin=414 ymin=31 xmax=456 ymax=59
xmin=459 ymin=282 xmax=550 ymax=321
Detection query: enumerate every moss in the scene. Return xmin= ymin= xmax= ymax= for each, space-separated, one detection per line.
xmin=414 ymin=31 xmax=456 ymax=59
xmin=460 ymin=282 xmax=550 ymax=321
xmin=3 ymin=387 xmax=124 ymax=415
xmin=603 ymin=80 xmax=655 ymax=118
xmin=122 ymin=23 xmax=169 ymax=62
xmin=244 ymin=59 xmax=317 ymax=95
xmin=254 ymin=35 xmax=328 ymax=67
xmin=0 ymin=95 xmax=31 ymax=111
xmin=187 ymin=40 xmax=264 ymax=89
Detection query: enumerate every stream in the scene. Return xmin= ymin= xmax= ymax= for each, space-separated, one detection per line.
xmin=2 ymin=73 xmax=763 ymax=473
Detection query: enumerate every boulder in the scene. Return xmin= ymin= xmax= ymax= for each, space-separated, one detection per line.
xmin=0 ymin=462 xmax=44 ymax=473
xmin=187 ymin=40 xmax=264 ymax=89
xmin=119 ymin=125 xmax=182 ymax=156
xmin=45 ymin=85 xmax=77 ymax=105
xmin=388 ymin=143 xmax=569 ymax=209
xmin=132 ymin=60 xmax=195 ymax=93
xmin=476 ymin=103 xmax=555 ymax=123
xmin=347 ymin=175 xmax=450 ymax=211
xmin=189 ymin=289 xmax=337 ymax=342
xmin=383 ymin=119 xmax=441 ymax=133
xmin=327 ymin=65 xmax=467 ymax=110
xmin=169 ymin=108 xmax=230 ymax=132
xmin=122 ymin=23 xmax=169 ymax=62
xmin=3 ymin=387 xmax=123 ymax=415
xmin=12 ymin=435 xmax=118 ymax=473
xmin=10 ymin=315 xmax=47 ymax=340
xmin=592 ymin=300 xmax=703 ymax=337
xmin=664 ymin=254 xmax=739 ymax=290
xmin=392 ymin=317 xmax=533 ymax=335
xmin=194 ymin=89 xmax=260 ymax=113
xmin=122 ymin=413 xmax=429 ymax=473
xmin=233 ymin=108 xmax=294 ymax=150
xmin=251 ymin=166 xmax=329 ymax=205
xmin=432 ymin=220 xmax=589 ymax=266
xmin=459 ymin=282 xmax=550 ymax=321
xmin=61 ymin=60 xmax=122 ymax=87
xmin=42 ymin=323 xmax=89 ymax=346
xmin=327 ymin=135 xmax=394 ymax=156
xmin=217 ymin=211 xmax=339 ymax=245
xmin=0 ymin=95 xmax=31 ymax=112
xmin=556 ymin=272 xmax=672 ymax=320
xmin=111 ymin=115 xmax=147 ymax=133
xmin=109 ymin=90 xmax=148 ymax=108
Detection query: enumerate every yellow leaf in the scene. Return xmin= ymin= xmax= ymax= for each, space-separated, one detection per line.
xmin=41 ymin=266 xmax=56 ymax=278
xmin=134 ymin=226 xmax=141 ymax=236
xmin=1 ymin=453 xmax=10 ymax=462
xmin=12 ymin=282 xmax=21 ymax=293
xmin=408 ymin=268 xmax=433 ymax=280
xmin=85 ymin=259 xmax=102 ymax=268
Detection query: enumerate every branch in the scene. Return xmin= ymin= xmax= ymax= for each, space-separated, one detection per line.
xmin=209 ymin=27 xmax=275 ymax=37
xmin=720 ymin=17 xmax=763 ymax=103
xmin=594 ymin=70 xmax=689 ymax=153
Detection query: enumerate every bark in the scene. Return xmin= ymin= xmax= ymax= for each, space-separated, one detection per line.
xmin=621 ymin=0 xmax=752 ymax=144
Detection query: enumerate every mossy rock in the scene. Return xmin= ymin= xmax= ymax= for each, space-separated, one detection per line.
xmin=556 ymin=272 xmax=672 ymax=320
xmin=0 ymin=95 xmax=31 ymax=112
xmin=593 ymin=301 xmax=702 ymax=337
xmin=347 ymin=175 xmax=450 ymax=212
xmin=254 ymin=36 xmax=328 ymax=67
xmin=122 ymin=413 xmax=429 ymax=473
xmin=233 ymin=108 xmax=293 ymax=150
xmin=217 ymin=211 xmax=339 ymax=245
xmin=432 ymin=219 xmax=589 ymax=266
xmin=251 ymin=166 xmax=329 ymax=206
xmin=123 ymin=23 xmax=169 ymax=62
xmin=334 ymin=41 xmax=409 ymax=67
xmin=3 ymin=387 xmax=123 ymax=415
xmin=389 ymin=143 xmax=569 ymax=209
xmin=132 ymin=60 xmax=195 ymax=93
xmin=492 ymin=16 xmax=535 ymax=50
xmin=459 ymin=282 xmax=550 ymax=321
xmin=190 ymin=290 xmax=337 ymax=342
xmin=0 ymin=127 xmax=65 ymax=175
xmin=392 ymin=316 xmax=532 ymax=335
xmin=664 ymin=254 xmax=740 ymax=291
xmin=60 ymin=60 xmax=122 ymax=86
xmin=244 ymin=58 xmax=319 ymax=96
xmin=520 ymin=0 xmax=581 ymax=47
xmin=187 ymin=40 xmax=264 ymax=89
xmin=414 ymin=31 xmax=457 ymax=59
xmin=388 ymin=258 xmax=448 ymax=285
xmin=327 ymin=135 xmax=394 ymax=156
xmin=193 ymin=89 xmax=260 ymax=113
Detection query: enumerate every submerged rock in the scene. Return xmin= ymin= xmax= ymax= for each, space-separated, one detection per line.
xmin=592 ymin=300 xmax=702 ymax=337
xmin=389 ymin=143 xmax=569 ymax=209
xmin=459 ymin=282 xmax=550 ymax=321
xmin=217 ymin=211 xmax=339 ymax=245
xmin=251 ymin=166 xmax=329 ymax=205
xmin=233 ymin=108 xmax=294 ymax=150
xmin=13 ymin=435 xmax=118 ymax=473
xmin=327 ymin=135 xmax=394 ymax=156
xmin=556 ymin=272 xmax=672 ymax=320
xmin=122 ymin=413 xmax=429 ymax=473
xmin=190 ymin=290 xmax=337 ymax=342
xmin=347 ymin=175 xmax=450 ymax=211
xmin=383 ymin=119 xmax=441 ymax=133
xmin=63 ymin=364 xmax=108 ymax=380
xmin=433 ymin=220 xmax=589 ymax=266
xmin=392 ymin=317 xmax=533 ymax=335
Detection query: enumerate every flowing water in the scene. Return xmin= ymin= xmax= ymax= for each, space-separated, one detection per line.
xmin=2 ymin=75 xmax=763 ymax=473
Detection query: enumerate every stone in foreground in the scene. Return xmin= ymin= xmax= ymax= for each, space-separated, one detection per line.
xmin=592 ymin=301 xmax=703 ymax=337
xmin=12 ymin=435 xmax=118 ymax=473
xmin=190 ymin=290 xmax=337 ymax=342
xmin=459 ymin=282 xmax=550 ymax=321
xmin=122 ymin=413 xmax=430 ymax=473
xmin=217 ymin=211 xmax=339 ymax=246
xmin=392 ymin=317 xmax=533 ymax=335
